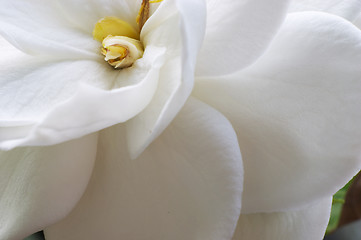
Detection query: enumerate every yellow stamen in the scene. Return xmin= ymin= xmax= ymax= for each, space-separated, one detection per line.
xmin=136 ymin=0 xmax=163 ymax=30
xmin=136 ymin=4 xmax=144 ymax=24
xmin=136 ymin=0 xmax=149 ymax=31
xmin=93 ymin=16 xmax=139 ymax=42
xmin=93 ymin=0 xmax=162 ymax=69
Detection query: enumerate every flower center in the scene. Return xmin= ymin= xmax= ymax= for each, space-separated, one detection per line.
xmin=92 ymin=0 xmax=163 ymax=69
xmin=101 ymin=35 xmax=144 ymax=69
xmin=93 ymin=17 xmax=143 ymax=69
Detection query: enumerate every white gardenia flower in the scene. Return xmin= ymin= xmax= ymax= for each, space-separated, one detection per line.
xmin=1 ymin=0 xmax=361 ymax=239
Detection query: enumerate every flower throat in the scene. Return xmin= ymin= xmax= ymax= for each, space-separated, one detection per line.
xmin=92 ymin=0 xmax=163 ymax=69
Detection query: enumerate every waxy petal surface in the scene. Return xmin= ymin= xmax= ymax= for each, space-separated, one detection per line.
xmin=354 ymin=13 xmax=361 ymax=27
xmin=194 ymin=12 xmax=361 ymax=213
xmin=0 ymin=0 xmax=99 ymax=59
xmin=196 ymin=0 xmax=290 ymax=77
xmin=44 ymin=98 xmax=243 ymax=240
xmin=0 ymin=0 xmax=154 ymax=60
xmin=126 ymin=0 xmax=206 ymax=158
xmin=0 ymin=37 xmax=165 ymax=150
xmin=289 ymin=0 xmax=361 ymax=21
xmin=0 ymin=134 xmax=98 ymax=240
xmin=232 ymin=197 xmax=332 ymax=240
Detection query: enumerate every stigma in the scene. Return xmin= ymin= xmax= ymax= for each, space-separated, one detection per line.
xmin=101 ymin=35 xmax=143 ymax=69
xmin=93 ymin=16 xmax=143 ymax=69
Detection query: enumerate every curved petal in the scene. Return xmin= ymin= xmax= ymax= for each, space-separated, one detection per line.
xmin=44 ymin=98 xmax=243 ymax=240
xmin=193 ymin=12 xmax=361 ymax=213
xmin=355 ymin=14 xmax=361 ymax=28
xmin=232 ymin=197 xmax=332 ymax=240
xmin=126 ymin=0 xmax=206 ymax=158
xmin=0 ymin=36 xmax=166 ymax=150
xmin=0 ymin=0 xmax=99 ymax=59
xmin=51 ymin=0 xmax=141 ymax=35
xmin=289 ymin=0 xmax=361 ymax=21
xmin=0 ymin=0 xmax=151 ymax=59
xmin=195 ymin=0 xmax=290 ymax=77
xmin=0 ymin=134 xmax=98 ymax=240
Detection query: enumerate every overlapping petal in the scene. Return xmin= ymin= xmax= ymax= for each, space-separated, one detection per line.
xmin=195 ymin=0 xmax=290 ymax=77
xmin=0 ymin=0 xmax=99 ymax=59
xmin=0 ymin=36 xmax=165 ymax=150
xmin=193 ymin=12 xmax=361 ymax=213
xmin=355 ymin=13 xmax=361 ymax=28
xmin=51 ymin=0 xmax=141 ymax=35
xmin=126 ymin=0 xmax=206 ymax=158
xmin=232 ymin=197 xmax=332 ymax=240
xmin=0 ymin=0 xmax=150 ymax=60
xmin=289 ymin=0 xmax=361 ymax=21
xmin=0 ymin=134 xmax=98 ymax=240
xmin=44 ymin=98 xmax=243 ymax=240
xmin=0 ymin=0 xmax=206 ymax=158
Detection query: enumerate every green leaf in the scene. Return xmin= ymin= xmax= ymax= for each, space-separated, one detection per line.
xmin=326 ymin=177 xmax=355 ymax=234
xmin=23 ymin=231 xmax=45 ymax=240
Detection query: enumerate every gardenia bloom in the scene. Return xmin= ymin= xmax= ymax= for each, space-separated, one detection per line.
xmin=1 ymin=0 xmax=361 ymax=240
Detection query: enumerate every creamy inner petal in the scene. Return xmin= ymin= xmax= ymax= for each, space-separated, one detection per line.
xmin=0 ymin=35 xmax=166 ymax=150
xmin=0 ymin=1 xmax=99 ymax=59
xmin=0 ymin=0 xmax=154 ymax=59
xmin=126 ymin=0 xmax=206 ymax=158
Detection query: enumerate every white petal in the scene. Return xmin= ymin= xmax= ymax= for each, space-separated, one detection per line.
xmin=193 ymin=12 xmax=361 ymax=213
xmin=50 ymin=0 xmax=141 ymax=36
xmin=354 ymin=13 xmax=361 ymax=28
xmin=0 ymin=0 xmax=98 ymax=59
xmin=126 ymin=0 xmax=206 ymax=158
xmin=289 ymin=0 xmax=361 ymax=21
xmin=195 ymin=0 xmax=290 ymax=77
xmin=44 ymin=98 xmax=243 ymax=240
xmin=0 ymin=134 xmax=98 ymax=240
xmin=0 ymin=37 xmax=166 ymax=150
xmin=232 ymin=197 xmax=332 ymax=240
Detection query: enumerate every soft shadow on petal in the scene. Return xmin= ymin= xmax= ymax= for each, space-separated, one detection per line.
xmin=289 ymin=0 xmax=361 ymax=21
xmin=232 ymin=197 xmax=332 ymax=240
xmin=44 ymin=98 xmax=243 ymax=240
xmin=126 ymin=0 xmax=206 ymax=158
xmin=0 ymin=1 xmax=99 ymax=60
xmin=52 ymin=0 xmax=140 ymax=35
xmin=0 ymin=36 xmax=165 ymax=150
xmin=193 ymin=12 xmax=361 ymax=213
xmin=195 ymin=0 xmax=290 ymax=77
xmin=354 ymin=14 xmax=361 ymax=28
xmin=0 ymin=134 xmax=98 ymax=240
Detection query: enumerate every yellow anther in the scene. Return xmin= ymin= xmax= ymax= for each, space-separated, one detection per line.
xmin=136 ymin=0 xmax=149 ymax=31
xmin=136 ymin=0 xmax=163 ymax=30
xmin=93 ymin=16 xmax=139 ymax=42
